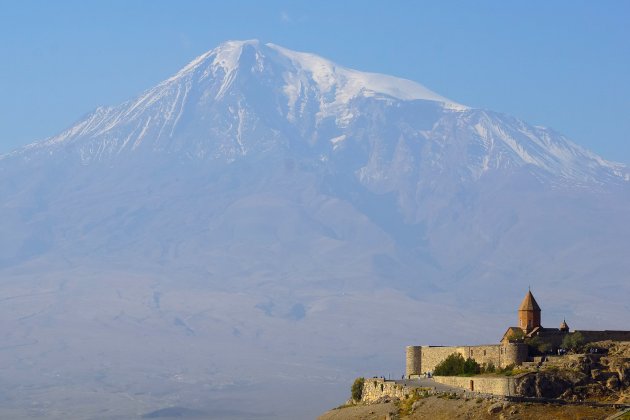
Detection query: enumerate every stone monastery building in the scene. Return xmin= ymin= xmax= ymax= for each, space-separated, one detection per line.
xmin=405 ymin=290 xmax=630 ymax=378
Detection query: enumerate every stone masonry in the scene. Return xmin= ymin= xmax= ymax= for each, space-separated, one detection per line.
xmin=405 ymin=290 xmax=630 ymax=379
xmin=406 ymin=343 xmax=528 ymax=378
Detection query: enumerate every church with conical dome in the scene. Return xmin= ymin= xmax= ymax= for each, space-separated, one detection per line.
xmin=518 ymin=290 xmax=541 ymax=332
xmin=500 ymin=289 xmax=572 ymax=345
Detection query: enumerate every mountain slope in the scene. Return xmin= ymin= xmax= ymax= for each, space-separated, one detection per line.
xmin=0 ymin=40 xmax=628 ymax=419
xmin=3 ymin=40 xmax=626 ymax=185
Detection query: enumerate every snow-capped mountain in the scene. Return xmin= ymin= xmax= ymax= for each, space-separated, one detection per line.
xmin=4 ymin=40 xmax=626 ymax=186
xmin=1 ymin=40 xmax=629 ymax=419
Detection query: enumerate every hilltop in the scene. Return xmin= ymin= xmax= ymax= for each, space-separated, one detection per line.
xmin=319 ymin=397 xmax=621 ymax=420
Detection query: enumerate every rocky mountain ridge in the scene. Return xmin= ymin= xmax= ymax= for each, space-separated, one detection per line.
xmin=1 ymin=40 xmax=629 ymax=419
xmin=3 ymin=40 xmax=627 ymax=188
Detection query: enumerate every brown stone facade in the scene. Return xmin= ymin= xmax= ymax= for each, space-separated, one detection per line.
xmin=361 ymin=378 xmax=421 ymax=403
xmin=518 ymin=291 xmax=541 ymax=333
xmin=405 ymin=343 xmax=528 ymax=378
xmin=433 ymin=375 xmax=517 ymax=396
xmin=405 ymin=290 xmax=630 ymax=379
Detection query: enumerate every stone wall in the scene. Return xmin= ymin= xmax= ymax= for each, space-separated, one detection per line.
xmin=403 ymin=326 xmax=630 ymax=379
xmin=462 ymin=345 xmax=503 ymax=368
xmin=504 ymin=343 xmax=529 ymax=366
xmin=534 ymin=329 xmax=567 ymax=347
xmin=532 ymin=330 xmax=630 ymax=349
xmin=433 ymin=375 xmax=517 ymax=396
xmin=406 ymin=346 xmax=422 ymax=377
xmin=361 ymin=378 xmax=425 ymax=403
xmin=576 ymin=330 xmax=630 ymax=343
xmin=419 ymin=346 xmax=466 ymax=374
xmin=409 ymin=343 xmax=528 ymax=376
xmin=362 ymin=376 xmax=519 ymax=401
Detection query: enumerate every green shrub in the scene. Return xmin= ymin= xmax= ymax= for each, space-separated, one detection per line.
xmin=434 ymin=353 xmax=465 ymax=376
xmin=485 ymin=362 xmax=496 ymax=373
xmin=562 ymin=332 xmax=585 ymax=352
xmin=497 ymin=363 xmax=515 ymax=376
xmin=506 ymin=329 xmax=525 ymax=341
xmin=525 ymin=336 xmax=553 ymax=355
xmin=463 ymin=357 xmax=481 ymax=375
xmin=398 ymin=390 xmax=425 ymax=416
xmin=351 ymin=377 xmax=365 ymax=401
xmin=433 ymin=353 xmax=480 ymax=376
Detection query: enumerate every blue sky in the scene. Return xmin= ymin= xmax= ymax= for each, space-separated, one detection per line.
xmin=1 ymin=0 xmax=629 ymax=163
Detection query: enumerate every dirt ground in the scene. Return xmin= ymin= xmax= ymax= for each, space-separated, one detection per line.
xmin=318 ymin=396 xmax=622 ymax=420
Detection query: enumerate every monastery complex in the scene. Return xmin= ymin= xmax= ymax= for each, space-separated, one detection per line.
xmin=405 ymin=290 xmax=630 ymax=378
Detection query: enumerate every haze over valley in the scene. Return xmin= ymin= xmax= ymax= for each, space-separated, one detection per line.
xmin=1 ymin=40 xmax=629 ymax=419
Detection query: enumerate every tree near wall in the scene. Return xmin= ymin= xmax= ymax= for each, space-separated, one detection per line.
xmin=433 ymin=353 xmax=480 ymax=376
xmin=351 ymin=377 xmax=364 ymax=401
xmin=525 ymin=336 xmax=553 ymax=355
xmin=506 ymin=329 xmax=525 ymax=341
xmin=463 ymin=357 xmax=481 ymax=375
xmin=484 ymin=361 xmax=496 ymax=373
xmin=561 ymin=332 xmax=585 ymax=352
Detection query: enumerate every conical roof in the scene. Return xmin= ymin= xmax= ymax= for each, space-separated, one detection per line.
xmin=560 ymin=319 xmax=569 ymax=330
xmin=519 ymin=290 xmax=541 ymax=311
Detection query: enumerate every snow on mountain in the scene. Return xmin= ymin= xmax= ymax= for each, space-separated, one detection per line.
xmin=264 ymin=42 xmax=467 ymax=112
xmin=453 ymin=110 xmax=629 ymax=183
xmin=2 ymin=40 xmax=626 ymax=186
xmin=0 ymin=40 xmax=629 ymax=419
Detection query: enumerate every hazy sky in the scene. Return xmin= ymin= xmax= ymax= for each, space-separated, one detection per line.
xmin=1 ymin=0 xmax=629 ymax=163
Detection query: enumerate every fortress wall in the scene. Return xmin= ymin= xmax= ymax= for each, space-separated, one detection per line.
xmin=361 ymin=378 xmax=423 ymax=403
xmin=420 ymin=344 xmax=526 ymax=373
xmin=460 ymin=345 xmax=503 ymax=368
xmin=533 ymin=330 xmax=630 ymax=349
xmin=362 ymin=376 xmax=518 ymax=402
xmin=575 ymin=330 xmax=630 ymax=343
xmin=535 ymin=330 xmax=566 ymax=347
xmin=503 ymin=343 xmax=529 ymax=366
xmin=420 ymin=346 xmax=466 ymax=374
xmin=418 ymin=344 xmax=529 ymax=373
xmin=433 ymin=376 xmax=515 ymax=396
xmin=405 ymin=346 xmax=422 ymax=377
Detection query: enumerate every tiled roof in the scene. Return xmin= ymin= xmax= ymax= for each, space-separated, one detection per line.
xmin=519 ymin=290 xmax=541 ymax=311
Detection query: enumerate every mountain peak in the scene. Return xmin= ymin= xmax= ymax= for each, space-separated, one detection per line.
xmin=265 ymin=42 xmax=466 ymax=109
xmin=166 ymin=40 xmax=466 ymax=109
xmin=2 ymin=40 xmax=627 ymax=186
xmin=164 ymin=39 xmax=261 ymax=84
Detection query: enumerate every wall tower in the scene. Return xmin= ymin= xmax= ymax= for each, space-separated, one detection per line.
xmin=405 ymin=346 xmax=422 ymax=378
